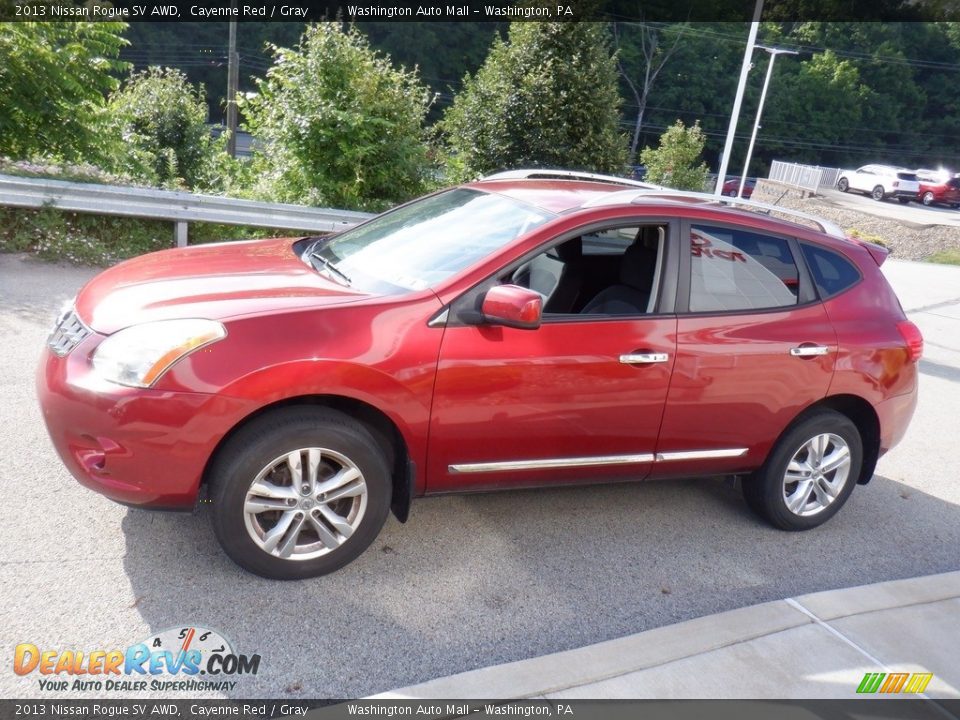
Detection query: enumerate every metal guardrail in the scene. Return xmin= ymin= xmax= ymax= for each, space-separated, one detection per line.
xmin=0 ymin=173 xmax=373 ymax=246
xmin=768 ymin=160 xmax=841 ymax=193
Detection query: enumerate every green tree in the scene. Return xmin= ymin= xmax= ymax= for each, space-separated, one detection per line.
xmin=442 ymin=22 xmax=628 ymax=181
xmin=105 ymin=67 xmax=219 ymax=188
xmin=639 ymin=120 xmax=709 ymax=190
xmin=241 ymin=22 xmax=434 ymax=211
xmin=761 ymin=49 xmax=873 ymax=167
xmin=0 ymin=21 xmax=128 ymax=161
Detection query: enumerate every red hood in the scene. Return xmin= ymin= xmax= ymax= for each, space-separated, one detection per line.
xmin=76 ymin=237 xmax=369 ymax=334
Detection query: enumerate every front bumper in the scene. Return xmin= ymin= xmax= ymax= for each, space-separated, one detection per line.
xmin=36 ymin=334 xmax=257 ymax=509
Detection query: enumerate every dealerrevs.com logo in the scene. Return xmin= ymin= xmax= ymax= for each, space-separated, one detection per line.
xmin=14 ymin=626 xmax=261 ymax=692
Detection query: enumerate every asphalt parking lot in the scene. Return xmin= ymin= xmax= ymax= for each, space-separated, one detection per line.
xmin=819 ymin=187 xmax=960 ymax=227
xmin=1 ymin=251 xmax=958 ymax=700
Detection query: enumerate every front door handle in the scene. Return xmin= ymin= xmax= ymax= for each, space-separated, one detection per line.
xmin=790 ymin=345 xmax=831 ymax=357
xmin=620 ymin=352 xmax=669 ymax=365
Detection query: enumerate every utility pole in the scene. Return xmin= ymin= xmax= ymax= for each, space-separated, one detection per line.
xmin=737 ymin=46 xmax=798 ymax=198
xmin=226 ymin=16 xmax=239 ymax=158
xmin=714 ymin=0 xmax=763 ymax=197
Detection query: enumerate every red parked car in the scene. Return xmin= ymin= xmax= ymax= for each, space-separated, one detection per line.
xmin=38 ymin=170 xmax=922 ymax=579
xmin=721 ymin=178 xmax=755 ymax=198
xmin=915 ymin=168 xmax=960 ymax=208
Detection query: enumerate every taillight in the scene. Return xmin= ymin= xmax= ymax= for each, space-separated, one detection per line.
xmin=897 ymin=320 xmax=923 ymax=362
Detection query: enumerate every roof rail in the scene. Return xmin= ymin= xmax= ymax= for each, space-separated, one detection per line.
xmin=580 ymin=188 xmax=846 ymax=239
xmin=482 ymin=168 xmax=662 ymax=190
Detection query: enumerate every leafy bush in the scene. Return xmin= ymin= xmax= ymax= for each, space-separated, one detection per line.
xmin=242 ymin=23 xmax=435 ymax=212
xmin=442 ymin=22 xmax=628 ymax=181
xmin=0 ymin=207 xmax=292 ymax=266
xmin=0 ymin=22 xmax=129 ymax=163
xmin=0 ymin=157 xmax=145 ymax=187
xmin=639 ymin=120 xmax=709 ymax=190
xmin=105 ymin=67 xmax=221 ymax=189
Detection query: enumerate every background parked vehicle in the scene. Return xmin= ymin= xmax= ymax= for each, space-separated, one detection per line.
xmin=721 ymin=178 xmax=756 ymax=198
xmin=836 ymin=164 xmax=920 ymax=203
xmin=914 ymin=168 xmax=960 ymax=208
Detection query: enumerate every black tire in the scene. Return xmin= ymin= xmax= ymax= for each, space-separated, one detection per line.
xmin=922 ymin=192 xmax=935 ymax=206
xmin=742 ymin=410 xmax=862 ymax=531
xmin=726 ymin=190 xmax=738 ymax=197
xmin=871 ymin=185 xmax=885 ymax=201
xmin=837 ymin=178 xmax=849 ymax=192
xmin=209 ymin=407 xmax=392 ymax=580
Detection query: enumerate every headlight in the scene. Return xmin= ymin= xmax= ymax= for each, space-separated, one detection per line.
xmin=91 ymin=319 xmax=227 ymax=388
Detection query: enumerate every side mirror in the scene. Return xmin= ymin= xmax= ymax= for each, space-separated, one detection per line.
xmin=480 ymin=284 xmax=543 ymax=330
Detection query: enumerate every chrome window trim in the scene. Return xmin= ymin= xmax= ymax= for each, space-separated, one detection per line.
xmin=427 ymin=308 xmax=449 ymax=328
xmin=448 ymin=448 xmax=748 ymax=473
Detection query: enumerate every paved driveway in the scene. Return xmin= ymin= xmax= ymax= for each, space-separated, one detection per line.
xmin=1 ymin=252 xmax=958 ymax=699
xmin=818 ymin=187 xmax=960 ymax=227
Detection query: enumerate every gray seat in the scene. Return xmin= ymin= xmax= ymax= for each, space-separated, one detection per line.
xmin=581 ymin=233 xmax=659 ymax=315
xmin=514 ymin=238 xmax=583 ymax=314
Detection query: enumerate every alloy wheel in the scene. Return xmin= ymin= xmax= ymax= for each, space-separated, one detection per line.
xmin=782 ymin=433 xmax=852 ymax=517
xmin=243 ymin=447 xmax=368 ymax=561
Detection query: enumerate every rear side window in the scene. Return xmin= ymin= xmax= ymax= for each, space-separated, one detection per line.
xmin=688 ymin=225 xmax=800 ymax=312
xmin=801 ymin=244 xmax=861 ymax=298
xmin=897 ymin=172 xmax=918 ymax=181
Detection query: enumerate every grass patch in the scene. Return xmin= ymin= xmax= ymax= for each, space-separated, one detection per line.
xmin=927 ymin=248 xmax=960 ymax=266
xmin=0 ymin=206 xmax=307 ymax=266
xmin=846 ymin=228 xmax=889 ymax=247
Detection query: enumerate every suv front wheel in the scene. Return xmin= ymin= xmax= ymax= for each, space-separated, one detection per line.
xmin=210 ymin=407 xmax=392 ymax=579
xmin=743 ymin=410 xmax=862 ymax=531
xmin=871 ymin=185 xmax=886 ymax=201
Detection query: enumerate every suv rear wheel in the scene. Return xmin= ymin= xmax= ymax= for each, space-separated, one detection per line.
xmin=743 ymin=410 xmax=862 ymax=531
xmin=871 ymin=185 xmax=885 ymax=201
xmin=210 ymin=407 xmax=392 ymax=579
xmin=837 ymin=178 xmax=849 ymax=192
xmin=922 ymin=191 xmax=935 ymax=206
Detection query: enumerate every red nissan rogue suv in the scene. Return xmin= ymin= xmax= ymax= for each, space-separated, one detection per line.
xmin=37 ymin=170 xmax=921 ymax=579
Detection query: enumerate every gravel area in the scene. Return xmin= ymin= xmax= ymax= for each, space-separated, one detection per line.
xmin=752 ymin=181 xmax=960 ymax=261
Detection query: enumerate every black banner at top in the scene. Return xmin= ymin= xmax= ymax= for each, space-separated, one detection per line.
xmin=2 ymin=0 xmax=960 ymax=23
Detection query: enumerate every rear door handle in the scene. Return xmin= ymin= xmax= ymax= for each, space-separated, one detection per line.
xmin=620 ymin=352 xmax=669 ymax=365
xmin=790 ymin=345 xmax=831 ymax=357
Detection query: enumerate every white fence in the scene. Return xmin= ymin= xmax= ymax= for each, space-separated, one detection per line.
xmin=0 ymin=174 xmax=373 ymax=246
xmin=768 ymin=160 xmax=841 ymax=193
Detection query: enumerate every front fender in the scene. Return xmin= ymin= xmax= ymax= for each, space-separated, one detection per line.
xmin=216 ymin=358 xmax=434 ymax=478
xmin=157 ymin=299 xmax=445 ymax=492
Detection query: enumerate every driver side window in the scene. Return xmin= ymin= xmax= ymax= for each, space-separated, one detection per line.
xmin=504 ymin=224 xmax=666 ymax=316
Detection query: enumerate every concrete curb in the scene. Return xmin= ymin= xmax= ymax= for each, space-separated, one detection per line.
xmin=374 ymin=571 xmax=960 ymax=699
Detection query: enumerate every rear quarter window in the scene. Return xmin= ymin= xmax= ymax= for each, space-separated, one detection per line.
xmin=801 ymin=243 xmax=861 ymax=298
xmin=688 ymin=225 xmax=801 ymax=312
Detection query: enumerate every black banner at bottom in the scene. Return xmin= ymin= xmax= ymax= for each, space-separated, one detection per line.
xmin=1 ymin=699 xmax=959 ymax=720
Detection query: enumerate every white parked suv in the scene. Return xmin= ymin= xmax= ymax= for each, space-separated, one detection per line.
xmin=837 ymin=165 xmax=920 ymax=203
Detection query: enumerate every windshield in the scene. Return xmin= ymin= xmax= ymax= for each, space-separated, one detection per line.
xmin=306 ymin=189 xmax=555 ymax=293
